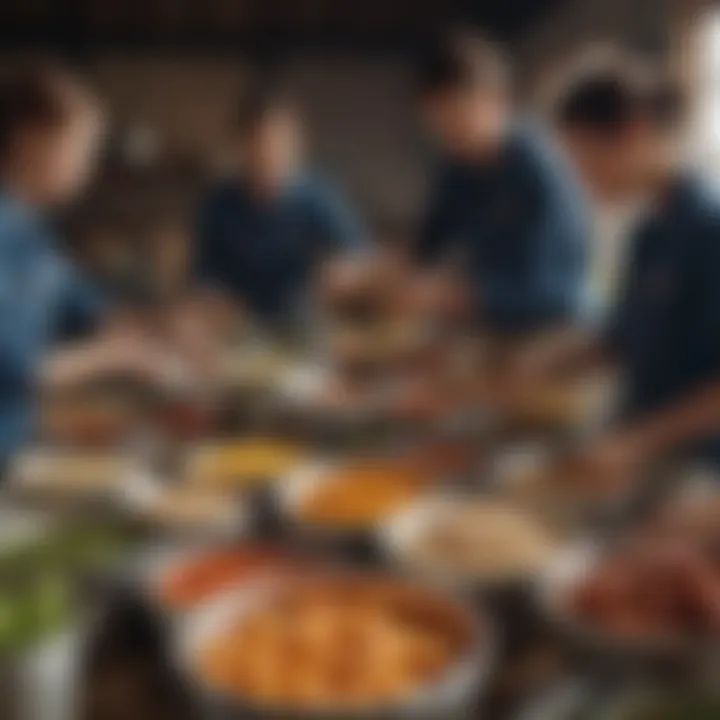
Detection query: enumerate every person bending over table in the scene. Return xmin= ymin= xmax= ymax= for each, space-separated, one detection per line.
xmin=194 ymin=80 xmax=366 ymax=331
xmin=0 ymin=66 xmax=173 ymax=462
xmin=494 ymin=56 xmax=720 ymax=494
xmin=410 ymin=30 xmax=590 ymax=334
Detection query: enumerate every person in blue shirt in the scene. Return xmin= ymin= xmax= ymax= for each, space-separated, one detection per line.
xmin=496 ymin=57 xmax=720 ymax=491
xmin=0 ymin=66 xmax=170 ymax=461
xmin=413 ymin=31 xmax=589 ymax=334
xmin=195 ymin=82 xmax=365 ymax=328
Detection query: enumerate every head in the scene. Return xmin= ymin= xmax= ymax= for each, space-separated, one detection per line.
xmin=554 ymin=55 xmax=685 ymax=202
xmin=417 ymin=31 xmax=512 ymax=160
xmin=0 ymin=65 xmax=105 ymax=207
xmin=233 ymin=82 xmax=302 ymax=196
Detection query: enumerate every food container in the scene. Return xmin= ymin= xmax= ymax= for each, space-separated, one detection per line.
xmin=137 ymin=542 xmax=308 ymax=617
xmin=277 ymin=460 xmax=432 ymax=560
xmin=122 ymin=470 xmax=249 ymax=541
xmin=39 ymin=391 xmax=140 ymax=448
xmin=535 ymin=542 xmax=720 ymax=673
xmin=175 ymin=571 xmax=494 ymax=719
xmin=381 ymin=495 xmax=563 ymax=594
xmin=7 ymin=448 xmax=139 ymax=511
xmin=185 ymin=438 xmax=309 ymax=493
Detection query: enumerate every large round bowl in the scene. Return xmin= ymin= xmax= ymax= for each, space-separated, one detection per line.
xmin=174 ymin=571 xmax=495 ymax=719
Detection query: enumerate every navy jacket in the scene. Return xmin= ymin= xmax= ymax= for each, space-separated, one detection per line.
xmin=195 ymin=174 xmax=364 ymax=322
xmin=609 ymin=174 xmax=720 ymax=463
xmin=417 ymin=126 xmax=589 ymax=333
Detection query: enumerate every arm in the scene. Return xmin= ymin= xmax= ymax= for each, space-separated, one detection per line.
xmin=620 ymin=382 xmax=720 ymax=458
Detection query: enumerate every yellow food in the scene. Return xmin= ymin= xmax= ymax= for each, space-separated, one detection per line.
xmin=190 ymin=439 xmax=305 ymax=488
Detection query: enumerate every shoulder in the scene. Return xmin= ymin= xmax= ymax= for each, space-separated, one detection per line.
xmin=506 ymin=122 xmax=577 ymax=187
xmin=290 ymin=173 xmax=347 ymax=206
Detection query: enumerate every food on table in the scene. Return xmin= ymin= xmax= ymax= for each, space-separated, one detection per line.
xmin=188 ymin=439 xmax=306 ymax=489
xmin=137 ymin=487 xmax=238 ymax=528
xmin=160 ymin=546 xmax=302 ymax=610
xmin=41 ymin=396 xmax=136 ymax=445
xmin=406 ymin=501 xmax=559 ymax=580
xmin=217 ymin=345 xmax=292 ymax=390
xmin=13 ymin=452 xmax=130 ymax=495
xmin=567 ymin=546 xmax=720 ymax=641
xmin=199 ymin=577 xmax=473 ymax=710
xmin=156 ymin=397 xmax=220 ymax=440
xmin=299 ymin=464 xmax=432 ymax=527
xmin=403 ymin=442 xmax=479 ymax=478
xmin=0 ymin=522 xmax=135 ymax=655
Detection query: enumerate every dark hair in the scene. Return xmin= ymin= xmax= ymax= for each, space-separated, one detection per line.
xmin=233 ymin=77 xmax=295 ymax=135
xmin=555 ymin=56 xmax=684 ymax=135
xmin=0 ymin=64 xmax=94 ymax=158
xmin=416 ymin=30 xmax=509 ymax=97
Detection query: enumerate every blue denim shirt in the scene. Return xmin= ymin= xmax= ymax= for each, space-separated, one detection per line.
xmin=417 ymin=126 xmax=590 ymax=333
xmin=195 ymin=174 xmax=365 ymax=322
xmin=608 ymin=174 xmax=720 ymax=462
xmin=0 ymin=192 xmax=102 ymax=459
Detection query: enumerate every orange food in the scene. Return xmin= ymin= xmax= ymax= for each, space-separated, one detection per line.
xmin=199 ymin=579 xmax=468 ymax=710
xmin=300 ymin=464 xmax=432 ymax=527
xmin=160 ymin=546 xmax=301 ymax=610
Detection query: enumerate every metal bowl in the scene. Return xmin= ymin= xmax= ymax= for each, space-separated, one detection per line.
xmin=174 ymin=570 xmax=494 ymax=720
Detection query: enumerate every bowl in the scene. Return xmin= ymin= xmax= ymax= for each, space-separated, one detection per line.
xmin=175 ymin=571 xmax=494 ymax=719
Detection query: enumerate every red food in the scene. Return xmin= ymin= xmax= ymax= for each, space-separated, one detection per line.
xmin=160 ymin=546 xmax=306 ymax=610
xmin=568 ymin=548 xmax=720 ymax=642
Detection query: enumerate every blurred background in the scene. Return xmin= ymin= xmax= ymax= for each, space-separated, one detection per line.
xmin=0 ymin=0 xmax=685 ymax=240
xmin=3 ymin=3 xmax=720 ymax=720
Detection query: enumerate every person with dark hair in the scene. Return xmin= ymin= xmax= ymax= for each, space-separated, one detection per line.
xmin=495 ymin=55 xmax=720 ymax=492
xmin=414 ymin=30 xmax=589 ymax=334
xmin=194 ymin=80 xmax=365 ymax=328
xmin=0 ymin=65 xmax=171 ymax=460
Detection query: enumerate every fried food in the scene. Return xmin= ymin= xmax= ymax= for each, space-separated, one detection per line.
xmin=300 ymin=464 xmax=431 ymax=527
xmin=199 ymin=579 xmax=469 ymax=710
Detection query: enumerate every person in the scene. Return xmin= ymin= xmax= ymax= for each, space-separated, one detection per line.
xmin=194 ymin=81 xmax=366 ymax=329
xmin=0 ymin=65 xmax=169 ymax=461
xmin=413 ymin=30 xmax=589 ymax=335
xmin=500 ymin=57 xmax=720 ymax=493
